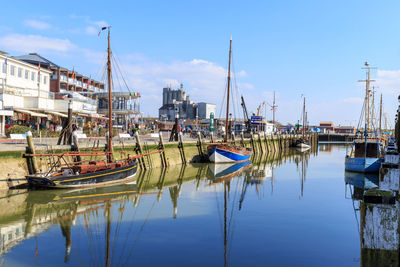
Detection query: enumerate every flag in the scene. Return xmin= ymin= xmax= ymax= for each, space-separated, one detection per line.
xmin=71 ymin=67 xmax=75 ymax=79
xmin=87 ymin=75 xmax=91 ymax=88
xmin=98 ymin=26 xmax=108 ymax=36
xmin=38 ymin=62 xmax=40 ymax=75
xmin=4 ymin=58 xmax=7 ymax=65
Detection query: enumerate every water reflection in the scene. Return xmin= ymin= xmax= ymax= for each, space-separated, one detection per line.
xmin=0 ymin=148 xmax=314 ymax=266
xmin=347 ymin=164 xmax=400 ymax=266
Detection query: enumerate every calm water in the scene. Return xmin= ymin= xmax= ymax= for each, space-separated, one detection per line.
xmin=0 ymin=144 xmax=368 ymax=266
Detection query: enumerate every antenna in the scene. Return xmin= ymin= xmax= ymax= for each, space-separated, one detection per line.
xmin=266 ymin=91 xmax=278 ymax=123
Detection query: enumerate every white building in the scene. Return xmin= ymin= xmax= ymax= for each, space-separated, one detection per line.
xmin=197 ymin=102 xmax=216 ymax=119
xmin=0 ymin=54 xmax=100 ymax=136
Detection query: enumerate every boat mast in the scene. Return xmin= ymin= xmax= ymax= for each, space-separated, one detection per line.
xmin=107 ymin=27 xmax=113 ymax=161
xmin=302 ymin=97 xmax=305 ymax=139
xmin=225 ymin=37 xmax=232 ymax=142
xmin=359 ymin=62 xmax=376 ymax=133
xmin=379 ymin=93 xmax=383 ymax=135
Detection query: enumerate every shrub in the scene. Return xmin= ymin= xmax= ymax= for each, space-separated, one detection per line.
xmin=6 ymin=126 xmax=32 ymax=137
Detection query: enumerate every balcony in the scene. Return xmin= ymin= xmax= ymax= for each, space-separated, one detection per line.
xmin=83 ymin=83 xmax=87 ymax=89
xmin=77 ymin=81 xmax=82 ymax=87
xmin=60 ymin=75 xmax=68 ymax=82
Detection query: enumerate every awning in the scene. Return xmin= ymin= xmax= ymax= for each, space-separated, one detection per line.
xmin=44 ymin=111 xmax=68 ymax=118
xmin=89 ymin=114 xmax=109 ymax=120
xmin=0 ymin=110 xmax=13 ymax=116
xmin=14 ymin=109 xmax=48 ymax=118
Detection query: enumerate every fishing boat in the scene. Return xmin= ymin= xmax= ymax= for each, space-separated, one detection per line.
xmin=345 ymin=62 xmax=384 ymax=173
xmin=296 ymin=96 xmax=311 ymax=149
xmin=207 ymin=37 xmax=253 ymax=163
xmin=26 ymin=27 xmax=138 ymax=188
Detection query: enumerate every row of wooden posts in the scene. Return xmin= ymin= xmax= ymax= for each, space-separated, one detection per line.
xmin=24 ymin=130 xmax=319 ymax=174
xmin=134 ymin=132 xmax=319 ymax=170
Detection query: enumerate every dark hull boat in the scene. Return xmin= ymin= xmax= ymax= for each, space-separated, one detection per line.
xmin=25 ymin=27 xmax=139 ymax=189
xmin=27 ymin=159 xmax=137 ymax=188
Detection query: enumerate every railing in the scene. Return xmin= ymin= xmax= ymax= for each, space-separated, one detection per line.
xmin=77 ymin=81 xmax=82 ymax=87
xmin=60 ymin=75 xmax=68 ymax=82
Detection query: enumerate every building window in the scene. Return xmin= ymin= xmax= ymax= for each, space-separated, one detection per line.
xmin=31 ymin=72 xmax=35 ymax=81
xmin=44 ymin=76 xmax=47 ymax=84
xmin=2 ymin=63 xmax=6 ymax=74
xmin=25 ymin=70 xmax=29 ymax=79
xmin=18 ymin=68 xmax=22 ymax=78
xmin=10 ymin=66 xmax=15 ymax=76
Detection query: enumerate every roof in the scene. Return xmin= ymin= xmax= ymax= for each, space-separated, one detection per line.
xmin=320 ymin=121 xmax=333 ymax=124
xmin=13 ymin=53 xmax=61 ymax=69
xmin=159 ymin=104 xmax=175 ymax=110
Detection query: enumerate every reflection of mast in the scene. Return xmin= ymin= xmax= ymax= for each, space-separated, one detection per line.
xmin=105 ymin=201 xmax=111 ymax=267
xmin=224 ymin=181 xmax=227 ymax=267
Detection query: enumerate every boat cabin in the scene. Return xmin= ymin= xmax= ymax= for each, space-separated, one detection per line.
xmin=353 ymin=141 xmax=381 ymax=158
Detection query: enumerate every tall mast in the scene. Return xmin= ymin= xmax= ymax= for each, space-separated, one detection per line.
xmin=302 ymin=97 xmax=305 ymax=138
xmin=272 ymin=91 xmax=276 ymax=123
xmin=379 ymin=93 xmax=383 ymax=134
xmin=107 ymin=28 xmax=113 ymax=160
xmin=225 ymin=37 xmax=232 ymax=142
xmin=359 ymin=62 xmax=376 ymax=133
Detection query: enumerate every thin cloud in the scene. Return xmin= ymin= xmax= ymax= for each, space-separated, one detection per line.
xmin=0 ymin=34 xmax=76 ymax=53
xmin=23 ymin=19 xmax=51 ymax=30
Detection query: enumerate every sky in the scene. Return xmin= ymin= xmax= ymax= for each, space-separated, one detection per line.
xmin=1 ymin=0 xmax=400 ymax=126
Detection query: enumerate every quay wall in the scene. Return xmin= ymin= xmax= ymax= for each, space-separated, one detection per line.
xmin=0 ymin=133 xmax=318 ymax=190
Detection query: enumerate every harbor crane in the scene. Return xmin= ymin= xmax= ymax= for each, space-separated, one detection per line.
xmin=241 ymin=95 xmax=252 ymax=134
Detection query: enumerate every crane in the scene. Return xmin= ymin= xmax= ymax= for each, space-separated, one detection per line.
xmin=256 ymin=102 xmax=266 ymax=116
xmin=241 ymin=95 xmax=252 ymax=133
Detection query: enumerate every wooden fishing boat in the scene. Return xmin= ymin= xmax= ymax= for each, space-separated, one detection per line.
xmin=296 ymin=96 xmax=311 ymax=149
xmin=207 ymin=37 xmax=253 ymax=163
xmin=26 ymin=27 xmax=138 ymax=188
xmin=345 ymin=62 xmax=384 ymax=173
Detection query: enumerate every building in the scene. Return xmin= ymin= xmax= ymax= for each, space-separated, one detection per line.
xmin=0 ymin=54 xmax=53 ymax=135
xmin=14 ymin=53 xmax=105 ymax=95
xmin=12 ymin=53 xmax=121 ymax=134
xmin=334 ymin=126 xmax=356 ymax=134
xmin=197 ymin=102 xmax=216 ymax=119
xmin=97 ymin=91 xmax=141 ymax=129
xmin=159 ymin=84 xmax=215 ymax=121
xmin=319 ymin=121 xmax=335 ymax=133
xmin=14 ymin=53 xmax=101 ymax=118
xmin=159 ymin=84 xmax=196 ymax=121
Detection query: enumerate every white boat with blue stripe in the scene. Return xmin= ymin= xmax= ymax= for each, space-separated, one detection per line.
xmin=208 ymin=144 xmax=252 ymax=163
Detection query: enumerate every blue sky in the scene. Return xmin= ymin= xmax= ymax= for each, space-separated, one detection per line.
xmin=1 ymin=0 xmax=400 ymax=126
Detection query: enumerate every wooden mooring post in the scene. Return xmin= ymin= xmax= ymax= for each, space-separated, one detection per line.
xmin=197 ymin=133 xmax=205 ymax=160
xmin=178 ymin=132 xmax=187 ymax=164
xmin=158 ymin=132 xmax=168 ymax=168
xmin=135 ymin=132 xmax=147 ymax=170
xmin=24 ymin=131 xmax=37 ymax=174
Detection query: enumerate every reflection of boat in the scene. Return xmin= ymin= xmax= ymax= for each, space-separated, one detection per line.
xmin=206 ymin=160 xmax=252 ymax=181
xmin=207 ymin=37 xmax=252 ymax=163
xmin=344 ymin=172 xmax=379 ymax=190
xmin=26 ymin=27 xmax=138 ymax=188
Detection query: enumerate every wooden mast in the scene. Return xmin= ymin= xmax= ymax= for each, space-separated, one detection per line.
xmin=225 ymin=37 xmax=232 ymax=142
xmin=379 ymin=93 xmax=383 ymax=135
xmin=107 ymin=27 xmax=113 ymax=161
xmin=302 ymin=97 xmax=305 ymax=139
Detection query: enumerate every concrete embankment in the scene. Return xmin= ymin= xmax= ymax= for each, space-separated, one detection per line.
xmin=0 ymin=133 xmax=318 ymax=190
